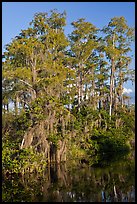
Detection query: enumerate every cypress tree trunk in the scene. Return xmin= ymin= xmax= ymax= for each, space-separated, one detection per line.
xmin=14 ymin=95 xmax=19 ymax=115
xmin=109 ymin=60 xmax=114 ymax=118
xmin=6 ymin=103 xmax=9 ymax=112
xmin=3 ymin=104 xmax=6 ymax=114
xmin=78 ymin=70 xmax=81 ymax=111
xmin=92 ymin=76 xmax=96 ymax=110
xmin=109 ymin=33 xmax=116 ymax=118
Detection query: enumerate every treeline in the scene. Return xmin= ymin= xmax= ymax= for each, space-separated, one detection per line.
xmin=2 ymin=10 xmax=135 ymax=173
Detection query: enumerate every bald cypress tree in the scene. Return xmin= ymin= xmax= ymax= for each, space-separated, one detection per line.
xmin=69 ymin=18 xmax=98 ymax=111
xmin=2 ymin=11 xmax=135 ymax=168
xmin=102 ymin=16 xmax=134 ymax=118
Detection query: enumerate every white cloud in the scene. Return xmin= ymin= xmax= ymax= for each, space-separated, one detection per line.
xmin=123 ymin=87 xmax=133 ymax=94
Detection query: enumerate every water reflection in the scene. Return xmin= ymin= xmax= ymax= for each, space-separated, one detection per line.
xmin=2 ymin=153 xmax=135 ymax=202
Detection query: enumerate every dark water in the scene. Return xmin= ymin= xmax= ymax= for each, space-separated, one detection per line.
xmin=2 ymin=152 xmax=135 ymax=202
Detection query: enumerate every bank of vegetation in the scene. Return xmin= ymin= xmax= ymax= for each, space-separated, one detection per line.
xmin=2 ymin=10 xmax=135 ymax=174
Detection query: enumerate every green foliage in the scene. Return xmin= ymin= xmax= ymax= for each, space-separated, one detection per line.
xmin=2 ymin=10 xmax=135 ymax=172
xmin=48 ymin=133 xmax=59 ymax=145
xmin=2 ymin=112 xmax=15 ymax=134
xmin=15 ymin=110 xmax=32 ymax=130
xmin=87 ymin=127 xmax=131 ymax=156
xmin=2 ymin=140 xmax=47 ymax=174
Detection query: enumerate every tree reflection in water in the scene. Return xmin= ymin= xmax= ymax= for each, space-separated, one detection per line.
xmin=2 ymin=153 xmax=135 ymax=202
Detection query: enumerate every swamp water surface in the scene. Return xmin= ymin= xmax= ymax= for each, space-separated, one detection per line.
xmin=2 ymin=151 xmax=135 ymax=202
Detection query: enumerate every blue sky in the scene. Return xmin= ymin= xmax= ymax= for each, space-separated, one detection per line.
xmin=2 ymin=2 xmax=135 ymax=94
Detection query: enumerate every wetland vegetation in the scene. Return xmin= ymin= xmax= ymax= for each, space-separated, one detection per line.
xmin=2 ymin=9 xmax=135 ymax=202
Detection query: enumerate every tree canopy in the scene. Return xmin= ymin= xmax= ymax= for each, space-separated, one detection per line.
xmin=2 ymin=10 xmax=135 ymax=174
